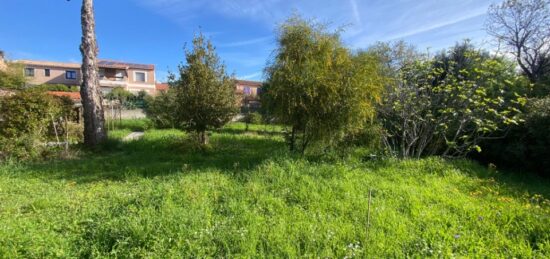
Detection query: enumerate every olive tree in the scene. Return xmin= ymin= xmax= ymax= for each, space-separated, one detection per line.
xmin=171 ymin=33 xmax=238 ymax=145
xmin=263 ymin=16 xmax=384 ymax=153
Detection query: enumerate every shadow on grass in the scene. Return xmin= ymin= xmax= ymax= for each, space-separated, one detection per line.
xmin=449 ymin=159 xmax=550 ymax=197
xmin=215 ymin=127 xmax=284 ymax=137
xmin=16 ymin=131 xmax=288 ymax=184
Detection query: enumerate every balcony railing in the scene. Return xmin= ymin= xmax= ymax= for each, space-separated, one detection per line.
xmin=99 ymin=78 xmax=128 ymax=88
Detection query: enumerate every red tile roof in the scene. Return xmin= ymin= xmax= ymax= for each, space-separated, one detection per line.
xmin=156 ymin=83 xmax=169 ymax=92
xmin=236 ymin=79 xmax=263 ymax=87
xmin=47 ymin=91 xmax=81 ymax=101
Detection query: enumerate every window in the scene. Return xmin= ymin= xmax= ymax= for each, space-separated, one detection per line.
xmin=134 ymin=71 xmax=146 ymax=82
xmin=243 ymin=87 xmax=251 ymax=95
xmin=45 ymin=69 xmax=50 ymax=77
xmin=98 ymin=69 xmax=105 ymax=79
xmin=65 ymin=70 xmax=77 ymax=80
xmin=25 ymin=68 xmax=35 ymax=77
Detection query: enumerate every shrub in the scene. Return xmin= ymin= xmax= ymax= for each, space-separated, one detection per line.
xmin=35 ymin=84 xmax=79 ymax=92
xmin=243 ymin=112 xmax=263 ymax=125
xmin=144 ymin=89 xmax=177 ymax=129
xmin=478 ymin=96 xmax=550 ymax=177
xmin=0 ymin=62 xmax=26 ymax=90
xmin=0 ymin=90 xmax=65 ymax=160
xmin=375 ymin=42 xmax=525 ymax=158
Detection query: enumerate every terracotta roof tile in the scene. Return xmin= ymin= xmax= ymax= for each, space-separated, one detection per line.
xmin=235 ymin=79 xmax=263 ymax=87
xmin=47 ymin=91 xmax=81 ymax=101
xmin=156 ymin=83 xmax=169 ymax=91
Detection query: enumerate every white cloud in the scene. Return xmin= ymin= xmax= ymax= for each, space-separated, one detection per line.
xmin=218 ymin=36 xmax=273 ymax=48
xmin=135 ymin=0 xmax=354 ymax=28
xmin=136 ymin=0 xmax=496 ymax=52
xmin=238 ymin=71 xmax=262 ymax=80
xmin=385 ymin=12 xmax=486 ymax=41
xmin=349 ymin=0 xmax=361 ymax=25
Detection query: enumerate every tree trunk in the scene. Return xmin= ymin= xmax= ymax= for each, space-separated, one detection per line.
xmin=198 ymin=130 xmax=209 ymax=145
xmin=80 ymin=0 xmax=106 ymax=147
xmin=289 ymin=126 xmax=296 ymax=151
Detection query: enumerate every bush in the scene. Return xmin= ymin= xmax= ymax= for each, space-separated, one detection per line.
xmin=144 ymin=89 xmax=177 ymax=128
xmin=343 ymin=122 xmax=384 ymax=151
xmin=0 ymin=62 xmax=26 ymax=90
xmin=35 ymin=84 xmax=79 ymax=92
xmin=243 ymin=112 xmax=263 ymax=125
xmin=0 ymin=90 xmax=67 ymax=160
xmin=375 ymin=42 xmax=524 ymax=158
xmin=478 ymin=96 xmax=550 ymax=177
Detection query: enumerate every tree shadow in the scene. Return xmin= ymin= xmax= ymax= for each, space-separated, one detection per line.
xmin=16 ymin=130 xmax=288 ymax=184
xmin=215 ymin=127 xmax=284 ymax=137
xmin=449 ymin=159 xmax=550 ymax=198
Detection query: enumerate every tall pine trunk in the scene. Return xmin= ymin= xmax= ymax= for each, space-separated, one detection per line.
xmin=80 ymin=0 xmax=106 ymax=146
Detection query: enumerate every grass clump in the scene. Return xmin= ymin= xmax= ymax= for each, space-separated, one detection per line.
xmin=0 ymin=123 xmax=548 ymax=257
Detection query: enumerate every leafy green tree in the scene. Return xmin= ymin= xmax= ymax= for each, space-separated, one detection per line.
xmin=0 ymin=62 xmax=26 ymax=90
xmin=375 ymin=42 xmax=525 ymax=158
xmin=263 ymin=16 xmax=384 ymax=153
xmin=432 ymin=47 xmax=525 ymax=157
xmin=106 ymin=87 xmax=133 ymax=104
xmin=107 ymin=87 xmax=133 ymax=107
xmin=171 ymin=32 xmax=238 ymax=145
xmin=144 ymin=89 xmax=178 ymax=129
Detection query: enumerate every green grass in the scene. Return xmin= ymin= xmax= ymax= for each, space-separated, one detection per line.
xmin=0 ymin=122 xmax=549 ymax=257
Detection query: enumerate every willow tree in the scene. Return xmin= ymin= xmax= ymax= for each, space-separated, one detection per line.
xmin=171 ymin=33 xmax=238 ymax=145
xmin=263 ymin=16 xmax=384 ymax=153
xmin=79 ymin=0 xmax=106 ymax=146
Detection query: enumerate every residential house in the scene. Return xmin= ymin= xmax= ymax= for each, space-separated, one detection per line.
xmin=18 ymin=59 xmax=157 ymax=95
xmin=155 ymin=83 xmax=169 ymax=93
xmin=154 ymin=80 xmax=263 ymax=110
xmin=235 ymin=79 xmax=262 ymax=110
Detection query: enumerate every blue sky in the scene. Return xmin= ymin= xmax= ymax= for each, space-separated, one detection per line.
xmin=0 ymin=0 xmax=497 ymax=82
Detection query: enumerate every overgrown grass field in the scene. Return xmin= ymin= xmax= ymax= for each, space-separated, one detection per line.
xmin=0 ymin=121 xmax=548 ymax=257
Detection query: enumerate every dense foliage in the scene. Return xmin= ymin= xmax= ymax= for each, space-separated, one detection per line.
xmin=478 ymin=96 xmax=550 ymax=177
xmin=170 ymin=33 xmax=238 ymax=145
xmin=35 ymin=84 xmax=79 ymax=92
xmin=105 ymin=87 xmax=148 ymax=109
xmin=144 ymin=88 xmax=178 ymax=129
xmin=0 ymin=62 xmax=26 ymax=90
xmin=243 ymin=112 xmax=262 ymax=125
xmin=263 ymin=16 xmax=384 ymax=153
xmin=374 ymin=42 xmax=525 ymax=158
xmin=0 ymin=90 xmax=73 ymax=160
